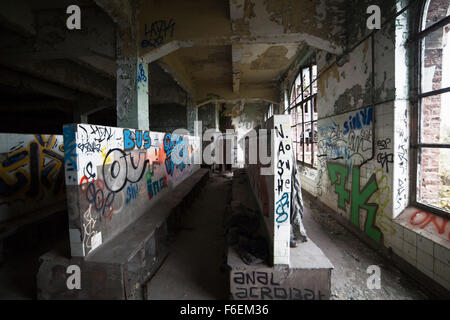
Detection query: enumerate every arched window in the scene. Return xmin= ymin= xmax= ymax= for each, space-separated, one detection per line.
xmin=416 ymin=0 xmax=450 ymax=215
xmin=287 ymin=64 xmax=318 ymax=168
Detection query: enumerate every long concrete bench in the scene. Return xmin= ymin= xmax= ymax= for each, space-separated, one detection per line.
xmin=37 ymin=168 xmax=210 ymax=300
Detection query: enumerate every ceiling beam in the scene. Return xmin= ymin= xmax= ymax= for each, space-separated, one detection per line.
xmin=142 ymin=40 xmax=194 ymax=64
xmin=94 ymin=0 xmax=134 ymax=27
xmin=0 ymin=1 xmax=36 ymax=37
xmin=0 ymin=67 xmax=79 ymax=101
xmin=0 ymin=58 xmax=115 ymax=100
xmin=75 ymin=55 xmax=117 ymax=79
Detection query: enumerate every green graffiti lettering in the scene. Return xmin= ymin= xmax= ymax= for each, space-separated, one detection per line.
xmin=328 ymin=163 xmax=381 ymax=243
xmin=351 ymin=168 xmax=381 ymax=242
xmin=327 ymin=163 xmax=350 ymax=209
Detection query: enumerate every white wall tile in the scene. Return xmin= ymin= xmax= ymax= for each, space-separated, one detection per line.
xmin=434 ymin=258 xmax=450 ymax=281
xmin=434 ymin=244 xmax=450 ymax=265
xmin=403 ymin=241 xmax=417 ymax=265
xmin=417 ymin=235 xmax=434 ymax=256
xmin=417 ymin=263 xmax=434 ymax=279
xmin=417 ymin=249 xmax=434 ymax=272
xmin=403 ymin=228 xmax=417 ymax=246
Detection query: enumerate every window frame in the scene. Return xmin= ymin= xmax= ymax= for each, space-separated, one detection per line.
xmin=287 ymin=64 xmax=318 ymax=169
xmin=413 ymin=0 xmax=450 ymax=218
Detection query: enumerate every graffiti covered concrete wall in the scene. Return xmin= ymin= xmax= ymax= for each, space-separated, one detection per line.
xmin=0 ymin=134 xmax=65 ymax=223
xmin=246 ymin=115 xmax=293 ymax=265
xmin=63 ymin=124 xmax=200 ymax=257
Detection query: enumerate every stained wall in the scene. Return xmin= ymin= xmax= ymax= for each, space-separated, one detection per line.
xmin=63 ymin=123 xmax=200 ymax=257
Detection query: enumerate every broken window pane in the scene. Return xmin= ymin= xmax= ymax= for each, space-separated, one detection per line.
xmin=291 ymin=108 xmax=297 ymax=127
xmin=297 ymin=141 xmax=303 ymax=162
xmin=302 ymin=67 xmax=311 ymax=99
xmin=421 ymin=23 xmax=450 ymax=93
xmin=304 ymin=122 xmax=312 ymax=165
xmin=420 ymin=92 xmax=450 ymax=144
xmin=313 ymin=122 xmax=318 ymax=167
xmin=312 ymin=65 xmax=318 ymax=95
xmin=312 ymin=97 xmax=318 ymax=121
xmin=290 ymin=84 xmax=296 ymax=106
xmin=422 ymin=0 xmax=450 ymax=30
xmin=296 ymin=73 xmax=302 ymax=103
xmin=297 ymin=105 xmax=303 ymax=125
xmin=418 ymin=147 xmax=450 ymax=213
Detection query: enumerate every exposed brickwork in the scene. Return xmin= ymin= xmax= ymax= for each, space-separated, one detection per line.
xmin=419 ymin=0 xmax=447 ymax=206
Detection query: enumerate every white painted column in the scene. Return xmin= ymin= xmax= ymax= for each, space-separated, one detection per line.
xmin=272 ymin=115 xmax=293 ymax=265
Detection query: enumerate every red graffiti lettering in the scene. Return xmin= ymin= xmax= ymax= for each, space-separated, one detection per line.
xmin=410 ymin=210 xmax=450 ymax=240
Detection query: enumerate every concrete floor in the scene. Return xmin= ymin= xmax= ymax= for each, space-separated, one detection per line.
xmin=303 ymin=202 xmax=429 ymax=300
xmin=146 ymin=171 xmax=430 ymax=300
xmin=0 ymin=171 xmax=431 ymax=300
xmin=146 ymin=172 xmax=231 ymax=299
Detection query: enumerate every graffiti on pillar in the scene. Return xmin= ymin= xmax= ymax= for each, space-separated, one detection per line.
xmin=327 ymin=162 xmax=381 ymax=243
xmin=137 ymin=62 xmax=147 ymax=88
xmin=141 ymin=18 xmax=175 ymax=48
xmin=274 ymin=122 xmax=292 ymax=229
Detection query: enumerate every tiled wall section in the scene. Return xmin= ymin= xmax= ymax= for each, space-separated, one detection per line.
xmin=279 ymin=2 xmax=449 ymax=292
xmin=392 ymin=207 xmax=450 ymax=290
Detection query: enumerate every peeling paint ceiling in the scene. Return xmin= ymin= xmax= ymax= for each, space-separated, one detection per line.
xmin=136 ymin=0 xmax=346 ymax=103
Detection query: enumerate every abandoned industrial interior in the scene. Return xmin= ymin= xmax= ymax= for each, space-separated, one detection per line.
xmin=0 ymin=0 xmax=448 ymax=301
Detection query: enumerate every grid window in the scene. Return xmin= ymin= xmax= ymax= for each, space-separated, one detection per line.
xmin=416 ymin=0 xmax=450 ymax=216
xmin=287 ymin=64 xmax=318 ymax=168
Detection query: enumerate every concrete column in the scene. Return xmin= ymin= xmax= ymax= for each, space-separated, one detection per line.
xmin=73 ymin=108 xmax=88 ymax=124
xmin=186 ymin=99 xmax=198 ymax=136
xmin=115 ymin=22 xmax=149 ymax=130
xmin=214 ymin=102 xmax=220 ymax=131
xmin=116 ymin=57 xmax=149 ymax=130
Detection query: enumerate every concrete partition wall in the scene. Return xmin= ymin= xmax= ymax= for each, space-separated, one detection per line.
xmin=246 ymin=115 xmax=293 ymax=265
xmin=0 ymin=134 xmax=65 ymax=223
xmin=63 ymin=124 xmax=201 ymax=257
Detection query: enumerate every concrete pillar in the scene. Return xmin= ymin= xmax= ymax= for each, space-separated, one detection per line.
xmin=271 ymin=115 xmax=293 ymax=265
xmin=214 ymin=102 xmax=220 ymax=131
xmin=115 ymin=22 xmax=149 ymax=130
xmin=186 ymin=99 xmax=198 ymax=136
xmin=116 ymin=57 xmax=149 ymax=130
xmin=73 ymin=108 xmax=88 ymax=124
